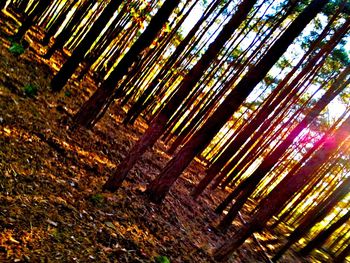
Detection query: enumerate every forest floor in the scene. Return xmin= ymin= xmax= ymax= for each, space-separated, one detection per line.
xmin=0 ymin=9 xmax=318 ymax=263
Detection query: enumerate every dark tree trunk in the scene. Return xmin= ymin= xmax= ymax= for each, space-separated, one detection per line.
xmin=146 ymin=0 xmax=330 ymax=204
xmin=213 ymin=114 xmax=350 ymax=261
xmin=13 ymin=0 xmax=52 ymax=41
xmin=334 ymin=243 xmax=350 ymax=263
xmin=43 ymin=0 xmax=94 ymax=58
xmin=50 ymin=0 xmax=123 ymax=92
xmin=191 ymin=16 xmax=350 ymax=198
xmin=272 ymin=175 xmax=350 ymax=261
xmin=0 ymin=0 xmax=6 ymax=10
xmin=122 ymin=0 xmax=222 ymax=125
xmin=102 ymin=0 xmax=258 ymax=192
xmin=299 ymin=209 xmax=350 ymax=256
xmin=42 ymin=0 xmax=77 ymax=45
xmin=72 ymin=0 xmax=182 ymax=127
xmin=213 ymin=65 xmax=349 ymax=220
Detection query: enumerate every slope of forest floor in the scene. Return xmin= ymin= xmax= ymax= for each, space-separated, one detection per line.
xmin=0 ymin=10 xmax=314 ymax=263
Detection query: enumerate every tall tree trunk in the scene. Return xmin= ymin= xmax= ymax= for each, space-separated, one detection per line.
xmin=72 ymin=0 xmax=182 ymax=126
xmin=299 ymin=209 xmax=350 ymax=256
xmin=43 ymin=0 xmax=94 ymax=58
xmin=42 ymin=0 xmax=77 ymax=45
xmin=272 ymin=175 xmax=350 ymax=262
xmin=0 ymin=0 xmax=6 ymax=10
xmin=191 ymin=16 xmax=350 ymax=198
xmin=50 ymin=0 xmax=123 ymax=92
xmin=213 ymin=114 xmax=350 ymax=262
xmin=13 ymin=0 xmax=52 ymax=41
xmin=122 ymin=0 xmax=222 ymax=125
xmin=334 ymin=243 xmax=350 ymax=263
xmin=213 ymin=65 xmax=349 ymax=221
xmin=102 ymin=0 xmax=258 ymax=192
xmin=145 ymin=0 xmax=330 ymax=204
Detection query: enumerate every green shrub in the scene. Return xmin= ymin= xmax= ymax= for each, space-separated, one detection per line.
xmin=9 ymin=42 xmax=25 ymax=56
xmin=90 ymin=193 xmax=104 ymax=205
xmin=24 ymin=84 xmax=38 ymax=97
xmin=154 ymin=256 xmax=170 ymax=263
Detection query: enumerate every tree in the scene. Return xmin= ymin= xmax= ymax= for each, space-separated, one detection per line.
xmin=102 ymin=0 xmax=258 ymax=192
xmin=299 ymin=209 xmax=350 ymax=256
xmin=213 ymin=65 xmax=350 ymax=222
xmin=50 ymin=0 xmax=124 ymax=92
xmin=13 ymin=0 xmax=52 ymax=42
xmin=213 ymin=113 xmax=350 ymax=262
xmin=43 ymin=0 xmax=94 ymax=59
xmin=123 ymin=0 xmax=227 ymax=125
xmin=192 ymin=11 xmax=350 ymax=198
xmin=145 ymin=0 xmax=331 ymax=204
xmin=72 ymin=0 xmax=182 ymax=126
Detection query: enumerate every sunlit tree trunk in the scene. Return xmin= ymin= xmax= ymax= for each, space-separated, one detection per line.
xmin=299 ymin=209 xmax=350 ymax=256
xmin=50 ymin=0 xmax=123 ymax=92
xmin=102 ymin=0 xmax=258 ymax=192
xmin=334 ymin=242 xmax=350 ymax=263
xmin=214 ymin=65 xmax=349 ymax=227
xmin=43 ymin=0 xmax=94 ymax=58
xmin=213 ymin=113 xmax=350 ymax=262
xmin=123 ymin=0 xmax=230 ymax=125
xmin=42 ymin=0 xmax=77 ymax=45
xmin=13 ymin=0 xmax=52 ymax=41
xmin=145 ymin=0 xmax=330 ymax=204
xmin=72 ymin=0 xmax=182 ymax=128
xmin=191 ymin=16 xmax=349 ymax=198
xmin=272 ymin=174 xmax=350 ymax=261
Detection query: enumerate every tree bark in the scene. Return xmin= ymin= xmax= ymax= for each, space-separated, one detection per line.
xmin=299 ymin=209 xmax=350 ymax=256
xmin=191 ymin=16 xmax=350 ymax=198
xmin=50 ymin=0 xmax=123 ymax=92
xmin=43 ymin=0 xmax=93 ymax=58
xmin=102 ymin=0 xmax=258 ymax=192
xmin=334 ymin=243 xmax=350 ymax=263
xmin=72 ymin=0 xmax=181 ymax=127
xmin=213 ymin=113 xmax=350 ymax=261
xmin=13 ymin=0 xmax=52 ymax=41
xmin=146 ymin=0 xmax=330 ymax=204
xmin=213 ymin=65 xmax=349 ymax=219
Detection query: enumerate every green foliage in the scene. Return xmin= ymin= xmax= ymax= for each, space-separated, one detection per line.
xmin=64 ymin=90 xmax=72 ymax=97
xmin=90 ymin=193 xmax=104 ymax=205
xmin=8 ymin=42 xmax=25 ymax=56
xmin=323 ymin=0 xmax=350 ymax=16
xmin=332 ymin=47 xmax=350 ymax=65
xmin=23 ymin=84 xmax=38 ymax=97
xmin=154 ymin=256 xmax=170 ymax=263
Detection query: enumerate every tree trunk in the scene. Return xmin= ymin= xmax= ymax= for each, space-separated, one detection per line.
xmin=272 ymin=176 xmax=350 ymax=261
xmin=334 ymin=243 xmax=350 ymax=263
xmin=72 ymin=0 xmax=182 ymax=127
xmin=102 ymin=0 xmax=258 ymax=192
xmin=213 ymin=65 xmax=349 ymax=219
xmin=13 ymin=0 xmax=52 ymax=41
xmin=299 ymin=209 xmax=350 ymax=256
xmin=191 ymin=16 xmax=350 ymax=198
xmin=42 ymin=0 xmax=77 ymax=45
xmin=50 ymin=0 xmax=123 ymax=92
xmin=213 ymin=114 xmax=350 ymax=261
xmin=43 ymin=0 xmax=93 ymax=58
xmin=146 ymin=0 xmax=330 ymax=204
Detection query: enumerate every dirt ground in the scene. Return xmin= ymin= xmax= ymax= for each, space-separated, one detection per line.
xmin=0 ymin=8 xmax=318 ymax=263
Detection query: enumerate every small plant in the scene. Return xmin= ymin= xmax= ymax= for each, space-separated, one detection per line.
xmin=23 ymin=84 xmax=38 ymax=97
xmin=90 ymin=193 xmax=104 ymax=205
xmin=154 ymin=256 xmax=170 ymax=263
xmin=9 ymin=42 xmax=25 ymax=56
xmin=64 ymin=90 xmax=71 ymax=97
